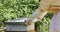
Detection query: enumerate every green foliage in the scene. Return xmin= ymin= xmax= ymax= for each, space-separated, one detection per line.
xmin=35 ymin=13 xmax=53 ymax=32
xmin=0 ymin=0 xmax=39 ymax=22
xmin=0 ymin=0 xmax=53 ymax=32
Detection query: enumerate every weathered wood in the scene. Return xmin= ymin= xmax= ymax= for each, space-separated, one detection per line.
xmin=27 ymin=29 xmax=35 ymax=32
xmin=5 ymin=18 xmax=35 ymax=32
xmin=6 ymin=30 xmax=35 ymax=32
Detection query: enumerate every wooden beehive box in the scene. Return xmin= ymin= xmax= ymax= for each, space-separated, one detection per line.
xmin=4 ymin=18 xmax=35 ymax=32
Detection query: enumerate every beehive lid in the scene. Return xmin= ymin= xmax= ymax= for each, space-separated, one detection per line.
xmin=4 ymin=18 xmax=27 ymax=25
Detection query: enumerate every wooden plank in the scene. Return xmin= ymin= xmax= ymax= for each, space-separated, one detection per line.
xmin=5 ymin=18 xmax=35 ymax=32
xmin=6 ymin=29 xmax=35 ymax=32
xmin=6 ymin=31 xmax=27 ymax=32
xmin=27 ymin=29 xmax=35 ymax=32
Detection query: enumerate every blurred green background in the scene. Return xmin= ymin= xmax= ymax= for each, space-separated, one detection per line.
xmin=0 ymin=0 xmax=53 ymax=32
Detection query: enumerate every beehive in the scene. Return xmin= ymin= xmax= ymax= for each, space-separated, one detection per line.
xmin=4 ymin=18 xmax=35 ymax=32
